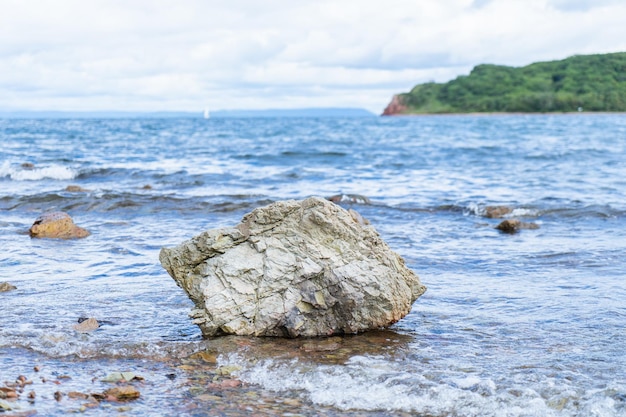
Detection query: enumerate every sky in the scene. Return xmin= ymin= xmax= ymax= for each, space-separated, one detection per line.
xmin=1 ymin=0 xmax=625 ymax=114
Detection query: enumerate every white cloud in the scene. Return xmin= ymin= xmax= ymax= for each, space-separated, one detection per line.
xmin=0 ymin=0 xmax=625 ymax=113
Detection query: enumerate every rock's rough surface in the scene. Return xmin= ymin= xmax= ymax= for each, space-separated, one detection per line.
xmin=29 ymin=212 xmax=90 ymax=239
xmin=160 ymin=197 xmax=426 ymax=337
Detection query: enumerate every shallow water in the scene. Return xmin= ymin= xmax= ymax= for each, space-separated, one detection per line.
xmin=1 ymin=115 xmax=625 ymax=416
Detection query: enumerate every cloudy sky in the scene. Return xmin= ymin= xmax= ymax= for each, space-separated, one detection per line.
xmin=1 ymin=0 xmax=625 ymax=114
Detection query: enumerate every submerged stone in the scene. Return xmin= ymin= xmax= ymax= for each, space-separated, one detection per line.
xmin=160 ymin=197 xmax=425 ymax=338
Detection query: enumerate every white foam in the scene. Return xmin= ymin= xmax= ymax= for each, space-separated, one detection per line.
xmin=1 ymin=161 xmax=77 ymax=181
xmin=220 ymin=353 xmax=626 ymax=417
xmin=510 ymin=208 xmax=539 ymax=217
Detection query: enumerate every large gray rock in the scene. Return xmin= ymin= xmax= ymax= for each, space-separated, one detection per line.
xmin=159 ymin=197 xmax=426 ymax=337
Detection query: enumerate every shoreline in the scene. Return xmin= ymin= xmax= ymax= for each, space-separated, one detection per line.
xmin=381 ymin=111 xmax=626 ymax=117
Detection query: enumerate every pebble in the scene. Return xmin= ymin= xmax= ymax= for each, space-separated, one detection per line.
xmin=188 ymin=351 xmax=218 ymax=364
xmin=103 ymin=386 xmax=141 ymax=401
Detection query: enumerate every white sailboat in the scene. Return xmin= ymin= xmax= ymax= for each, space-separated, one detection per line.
xmin=203 ymin=108 xmax=210 ymax=119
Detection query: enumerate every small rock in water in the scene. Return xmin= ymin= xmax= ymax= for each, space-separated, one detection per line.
xmin=188 ymin=351 xmax=218 ymax=364
xmin=496 ymin=219 xmax=540 ymax=234
xmin=73 ymin=317 xmax=100 ymax=333
xmin=29 ymin=212 xmax=90 ymax=239
xmin=101 ymin=372 xmax=143 ymax=383
xmin=0 ymin=387 xmax=18 ymax=399
xmin=215 ymin=365 xmax=241 ymax=376
xmin=67 ymin=391 xmax=90 ymax=399
xmin=484 ymin=205 xmax=513 ymax=218
xmin=208 ymin=379 xmax=241 ymax=389
xmin=65 ymin=185 xmax=89 ymax=192
xmin=21 ymin=162 xmax=35 ymax=170
xmin=0 ymin=282 xmax=17 ymax=292
xmin=104 ymin=385 xmax=141 ymax=401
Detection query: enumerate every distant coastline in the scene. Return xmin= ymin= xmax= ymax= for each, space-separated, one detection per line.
xmin=0 ymin=108 xmax=375 ymax=119
xmin=383 ymin=52 xmax=626 ymax=115
xmin=0 ymin=111 xmax=201 ymax=119
xmin=382 ymin=111 xmax=626 ymax=117
xmin=208 ymin=108 xmax=375 ymax=118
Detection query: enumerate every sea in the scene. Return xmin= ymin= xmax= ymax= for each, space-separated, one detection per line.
xmin=1 ymin=114 xmax=625 ymax=416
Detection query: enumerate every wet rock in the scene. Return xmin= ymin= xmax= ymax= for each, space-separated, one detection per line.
xmin=208 ymin=379 xmax=241 ymax=389
xmin=73 ymin=318 xmax=99 ymax=333
xmin=104 ymin=385 xmax=140 ymax=401
xmin=0 ymin=282 xmax=17 ymax=292
xmin=0 ymin=400 xmax=12 ymax=411
xmin=215 ymin=365 xmax=241 ymax=376
xmin=0 ymin=387 xmax=18 ymax=399
xmin=496 ymin=219 xmax=540 ymax=234
xmin=21 ymin=162 xmax=35 ymax=170
xmin=101 ymin=372 xmax=143 ymax=383
xmin=67 ymin=391 xmax=90 ymax=400
xmin=188 ymin=351 xmax=218 ymax=364
xmin=16 ymin=375 xmax=31 ymax=386
xmin=160 ymin=196 xmax=426 ymax=337
xmin=484 ymin=205 xmax=513 ymax=218
xmin=65 ymin=185 xmax=89 ymax=192
xmin=29 ymin=211 xmax=90 ymax=239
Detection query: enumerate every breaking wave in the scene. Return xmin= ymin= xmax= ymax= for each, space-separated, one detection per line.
xmin=0 ymin=161 xmax=77 ymax=181
xmin=223 ymin=353 xmax=626 ymax=417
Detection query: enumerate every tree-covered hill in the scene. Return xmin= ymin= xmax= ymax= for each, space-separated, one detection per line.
xmin=383 ymin=52 xmax=626 ymax=114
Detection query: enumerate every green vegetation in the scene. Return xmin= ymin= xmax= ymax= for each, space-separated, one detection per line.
xmin=395 ymin=52 xmax=626 ymax=113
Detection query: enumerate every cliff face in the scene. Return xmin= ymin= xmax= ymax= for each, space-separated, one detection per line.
xmin=381 ymin=95 xmax=408 ymax=116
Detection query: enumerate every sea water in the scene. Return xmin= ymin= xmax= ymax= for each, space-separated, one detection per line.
xmin=1 ymin=115 xmax=625 ymax=416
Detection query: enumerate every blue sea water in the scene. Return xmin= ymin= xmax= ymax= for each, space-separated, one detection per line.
xmin=1 ymin=115 xmax=625 ymax=416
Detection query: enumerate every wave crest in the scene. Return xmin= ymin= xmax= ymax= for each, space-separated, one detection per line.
xmin=0 ymin=162 xmax=77 ymax=181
